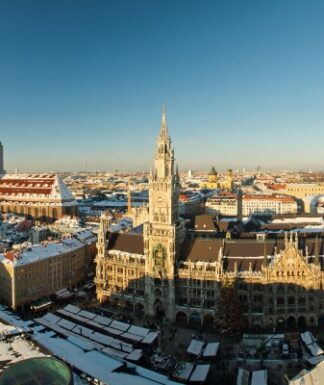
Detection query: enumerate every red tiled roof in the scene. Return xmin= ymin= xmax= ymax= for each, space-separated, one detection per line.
xmin=0 ymin=176 xmax=55 ymax=197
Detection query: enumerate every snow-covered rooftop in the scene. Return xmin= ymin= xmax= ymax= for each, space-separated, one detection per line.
xmin=272 ymin=217 xmax=324 ymax=225
xmin=0 ymin=174 xmax=76 ymax=202
xmin=0 ymin=238 xmax=84 ymax=267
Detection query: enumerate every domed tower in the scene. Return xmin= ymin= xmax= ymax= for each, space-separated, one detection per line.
xmin=144 ymin=108 xmax=185 ymax=320
xmin=208 ymin=166 xmax=218 ymax=185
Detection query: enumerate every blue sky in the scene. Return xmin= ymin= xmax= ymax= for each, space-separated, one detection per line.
xmin=0 ymin=0 xmax=323 ymax=172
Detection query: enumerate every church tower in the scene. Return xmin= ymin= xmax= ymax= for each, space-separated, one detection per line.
xmin=144 ymin=108 xmax=185 ymax=320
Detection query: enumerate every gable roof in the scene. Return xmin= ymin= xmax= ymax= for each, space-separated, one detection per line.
xmin=107 ymin=233 xmax=144 ymax=255
xmin=193 ymin=215 xmax=217 ymax=231
xmin=180 ymin=239 xmax=223 ymax=262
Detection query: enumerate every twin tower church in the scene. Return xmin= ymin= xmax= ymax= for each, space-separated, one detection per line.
xmin=95 ymin=110 xmax=324 ymax=329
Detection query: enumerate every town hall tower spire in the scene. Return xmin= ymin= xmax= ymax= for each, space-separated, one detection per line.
xmin=144 ymin=108 xmax=184 ymax=320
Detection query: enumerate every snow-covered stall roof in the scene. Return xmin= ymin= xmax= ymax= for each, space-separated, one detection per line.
xmin=126 ymin=349 xmax=143 ymax=362
xmin=173 ymin=362 xmax=194 ymax=381
xmin=128 ymin=325 xmax=150 ymax=337
xmin=64 ymin=304 xmax=80 ymax=314
xmin=308 ymin=342 xmax=324 ymax=357
xmin=105 ymin=326 xmax=123 ymax=336
xmin=300 ymin=331 xmax=324 ymax=357
xmin=78 ymin=310 xmax=96 ymax=320
xmin=94 ymin=314 xmax=112 ymax=326
xmin=67 ymin=335 xmax=95 ymax=351
xmin=189 ymin=364 xmax=210 ymax=382
xmin=187 ymin=339 xmax=204 ymax=356
xmin=33 ymin=334 xmax=182 ymax=385
xmin=202 ymin=342 xmax=220 ymax=358
xmin=57 ymin=318 xmax=76 ymax=331
xmin=43 ymin=312 xmax=60 ymax=324
xmin=251 ymin=370 xmax=267 ymax=385
xmin=142 ymin=332 xmax=158 ymax=345
xmin=110 ymin=320 xmax=130 ymax=332
xmin=301 ymin=331 xmax=316 ymax=346
xmin=236 ymin=368 xmax=249 ymax=385
xmin=73 ymin=325 xmax=93 ymax=338
xmin=121 ymin=332 xmax=143 ymax=343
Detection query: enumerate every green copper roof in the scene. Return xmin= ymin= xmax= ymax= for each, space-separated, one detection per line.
xmin=0 ymin=357 xmax=72 ymax=385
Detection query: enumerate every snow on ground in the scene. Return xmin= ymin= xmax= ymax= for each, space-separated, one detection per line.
xmin=0 ymin=321 xmax=15 ymax=334
xmin=0 ymin=306 xmax=32 ymax=329
xmin=0 ymin=308 xmax=88 ymax=384
xmin=0 ymin=306 xmax=181 ymax=385
xmin=0 ymin=325 xmax=45 ymax=373
xmin=0 ymin=307 xmax=45 ymax=373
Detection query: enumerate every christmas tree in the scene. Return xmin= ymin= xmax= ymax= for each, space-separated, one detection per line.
xmin=214 ymin=279 xmax=246 ymax=334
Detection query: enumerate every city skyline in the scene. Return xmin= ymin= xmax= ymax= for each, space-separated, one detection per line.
xmin=1 ymin=0 xmax=324 ymax=172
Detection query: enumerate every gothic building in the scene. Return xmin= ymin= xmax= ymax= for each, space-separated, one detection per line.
xmin=143 ymin=108 xmax=186 ymax=319
xmin=95 ymin=111 xmax=324 ymax=329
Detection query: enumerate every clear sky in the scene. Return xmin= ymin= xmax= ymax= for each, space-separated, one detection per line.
xmin=0 ymin=0 xmax=324 ymax=173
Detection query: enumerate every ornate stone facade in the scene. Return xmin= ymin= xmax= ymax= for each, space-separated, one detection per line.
xmin=95 ymin=111 xmax=324 ymax=329
xmin=143 ymin=108 xmax=185 ymax=320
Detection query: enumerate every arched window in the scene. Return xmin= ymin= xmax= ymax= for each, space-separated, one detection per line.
xmin=288 ymin=297 xmax=295 ymax=305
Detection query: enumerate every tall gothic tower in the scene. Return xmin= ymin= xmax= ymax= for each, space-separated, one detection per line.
xmin=95 ymin=212 xmax=110 ymax=303
xmin=144 ymin=108 xmax=185 ymax=320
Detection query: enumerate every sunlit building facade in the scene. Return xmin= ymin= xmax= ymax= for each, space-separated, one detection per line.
xmin=0 ymin=174 xmax=78 ymax=221
xmin=95 ymin=111 xmax=324 ymax=329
